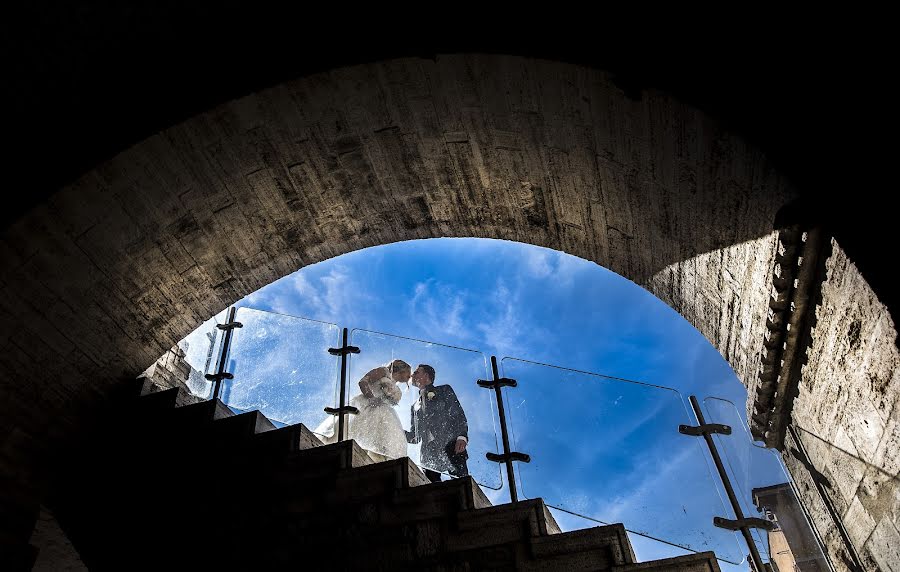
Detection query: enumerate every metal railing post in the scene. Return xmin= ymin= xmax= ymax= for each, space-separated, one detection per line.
xmin=325 ymin=328 xmax=360 ymax=442
xmin=683 ymin=395 xmax=770 ymax=571
xmin=478 ymin=356 xmax=530 ymax=503
xmin=205 ymin=306 xmax=242 ymax=401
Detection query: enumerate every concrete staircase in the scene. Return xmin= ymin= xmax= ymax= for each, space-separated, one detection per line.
xmin=46 ymin=381 xmax=722 ymax=571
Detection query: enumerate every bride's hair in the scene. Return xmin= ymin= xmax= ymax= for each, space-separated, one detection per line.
xmin=387 ymin=359 xmax=411 ymax=375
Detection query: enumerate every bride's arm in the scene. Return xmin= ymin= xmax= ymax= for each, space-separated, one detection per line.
xmin=358 ymin=366 xmax=387 ymax=398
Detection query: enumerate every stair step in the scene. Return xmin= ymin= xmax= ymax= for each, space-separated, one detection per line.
xmin=282 ymin=439 xmax=375 ymax=471
xmin=127 ymin=387 xmax=204 ymax=424
xmin=614 ymin=551 xmax=721 ymax=572
xmin=167 ymin=398 xmax=233 ymax=426
xmin=367 ymin=477 xmax=490 ymax=528
xmin=122 ymin=398 xmax=234 ymax=452
xmin=54 ymin=388 xmax=729 ymax=572
xmin=530 ymin=523 xmax=629 ymax=557
xmin=114 ymin=376 xmax=150 ymax=400
xmin=524 ymin=524 xmax=635 ymax=571
xmin=132 ymin=386 xmax=181 ymax=411
xmin=267 ymin=496 xmax=554 ymax=560
xmin=266 ymin=456 xmax=427 ymax=516
xmin=249 ymin=473 xmax=489 ymax=544
xmin=457 ymin=498 xmax=560 ymax=536
xmin=208 ymin=409 xmax=277 ymax=441
xmin=335 ymin=456 xmax=429 ymax=490
xmin=259 ymin=440 xmax=378 ymax=488
xmin=428 ymin=499 xmax=557 ymax=555
xmin=392 ymin=475 xmax=492 ymax=511
xmin=252 ymin=423 xmax=323 ymax=455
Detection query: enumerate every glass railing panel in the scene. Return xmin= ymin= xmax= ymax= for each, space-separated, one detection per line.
xmin=790 ymin=424 xmax=897 ymax=570
xmin=791 ymin=424 xmax=898 ymax=502
xmin=500 ymin=357 xmax=745 ymax=564
xmin=345 ymin=329 xmax=502 ymax=490
xmin=178 ymin=310 xmax=227 ymax=400
xmin=547 ymin=506 xmax=701 ymax=563
xmin=703 ymin=397 xmax=831 ymax=572
xmin=217 ymin=307 xmax=340 ymax=433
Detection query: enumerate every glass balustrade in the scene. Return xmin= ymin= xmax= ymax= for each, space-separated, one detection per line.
xmin=215 ymin=308 xmax=341 ymax=432
xmin=791 ymin=424 xmax=898 ymax=514
xmin=176 ymin=311 xmax=226 ymax=400
xmin=500 ymin=357 xmax=745 ymax=565
xmin=161 ymin=304 xmax=841 ymax=568
xmin=346 ymin=329 xmax=502 ymax=490
xmin=702 ymin=398 xmax=833 ymax=571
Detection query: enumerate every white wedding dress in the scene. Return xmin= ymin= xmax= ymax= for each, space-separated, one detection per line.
xmin=314 ymin=375 xmax=407 ymax=460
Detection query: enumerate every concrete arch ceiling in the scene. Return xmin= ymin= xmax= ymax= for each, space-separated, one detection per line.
xmin=1 ymin=54 xmax=793 ymax=440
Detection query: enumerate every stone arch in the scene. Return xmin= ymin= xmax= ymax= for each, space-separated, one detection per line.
xmin=6 ymin=52 xmax=898 ymax=571
xmin=0 ymin=55 xmax=793 ymax=427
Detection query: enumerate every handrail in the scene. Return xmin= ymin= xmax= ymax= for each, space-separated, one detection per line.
xmin=166 ymin=305 xmax=833 ymax=569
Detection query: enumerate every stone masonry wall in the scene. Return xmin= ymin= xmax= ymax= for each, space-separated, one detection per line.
xmin=0 ymin=54 xmax=827 ymax=568
xmin=139 ymin=345 xmax=193 ymax=391
xmin=646 ymin=233 xmax=781 ymax=406
xmin=788 ymin=241 xmax=900 ymax=571
xmin=0 ymin=55 xmax=795 ymax=488
xmin=29 ymin=506 xmax=86 ymax=571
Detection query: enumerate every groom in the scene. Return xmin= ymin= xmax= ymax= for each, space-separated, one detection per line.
xmin=406 ymin=364 xmax=469 ymax=483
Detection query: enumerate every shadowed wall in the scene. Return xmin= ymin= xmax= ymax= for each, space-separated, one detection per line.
xmin=2 ymin=54 xmax=896 ymax=570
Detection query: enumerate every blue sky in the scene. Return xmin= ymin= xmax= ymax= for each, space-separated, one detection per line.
xmin=177 ymin=238 xmax=793 ymax=569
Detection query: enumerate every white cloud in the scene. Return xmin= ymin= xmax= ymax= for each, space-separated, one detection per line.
xmin=319 ymin=265 xmax=356 ymax=318
xmin=243 ymin=264 xmax=376 ymax=326
xmin=474 ymin=278 xmax=551 ymax=359
xmin=407 ymin=279 xmax=469 ymax=340
xmin=552 ymin=248 xmax=584 ymax=288
xmin=290 ymin=273 xmax=323 ymax=307
xmin=524 ymin=248 xmax=553 ymax=278
xmin=521 ymin=244 xmax=584 ymax=288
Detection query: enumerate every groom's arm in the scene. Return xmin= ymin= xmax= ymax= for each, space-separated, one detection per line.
xmin=444 ymin=386 xmax=468 ymax=452
xmin=405 ymin=405 xmax=418 ymax=443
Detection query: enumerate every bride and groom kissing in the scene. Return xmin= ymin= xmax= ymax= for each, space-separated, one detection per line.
xmin=316 ymin=359 xmax=469 ymax=483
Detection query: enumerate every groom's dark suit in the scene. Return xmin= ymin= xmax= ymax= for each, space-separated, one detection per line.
xmin=406 ymin=383 xmax=469 ymax=478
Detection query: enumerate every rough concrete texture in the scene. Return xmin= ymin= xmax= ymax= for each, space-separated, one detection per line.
xmin=138 ymin=344 xmax=193 ymax=391
xmin=646 ymin=232 xmax=780 ymax=405
xmin=781 ymin=428 xmax=854 ymax=572
xmin=746 ymin=226 xmax=830 ymax=448
xmin=29 ymin=506 xmax=86 ymax=571
xmin=2 ymin=54 xmax=896 ymax=570
xmin=0 ymin=54 xmax=792 ymax=445
xmin=790 ymin=241 xmax=900 ymax=571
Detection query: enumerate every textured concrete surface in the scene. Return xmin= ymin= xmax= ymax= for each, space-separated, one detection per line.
xmin=1 ymin=53 xmax=897 ymax=571
xmin=0 ymin=55 xmax=793 ymax=480
xmin=46 ymin=385 xmax=714 ymax=570
xmin=138 ymin=344 xmax=193 ymax=391
xmin=29 ymin=506 xmax=86 ymax=571
xmin=788 ymin=242 xmax=900 ymax=571
xmin=646 ymin=232 xmax=780 ymax=410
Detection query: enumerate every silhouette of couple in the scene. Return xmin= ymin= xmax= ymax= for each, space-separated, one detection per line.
xmin=317 ymin=360 xmax=468 ymax=483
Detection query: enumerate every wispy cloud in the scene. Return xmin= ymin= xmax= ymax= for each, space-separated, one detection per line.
xmin=474 ymin=278 xmax=553 ymax=359
xmin=289 ymin=273 xmax=324 ymax=309
xmin=524 ymin=247 xmax=553 ymax=278
xmin=242 ymin=264 xmax=376 ymax=327
xmin=172 ymin=237 xmax=757 ymax=566
xmin=522 ymin=245 xmax=583 ymax=288
xmin=475 ymin=279 xmax=520 ymax=357
xmin=407 ymin=279 xmax=469 ymax=340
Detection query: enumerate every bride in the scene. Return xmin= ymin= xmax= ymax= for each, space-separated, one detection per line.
xmin=315 ymin=359 xmax=411 ymax=461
